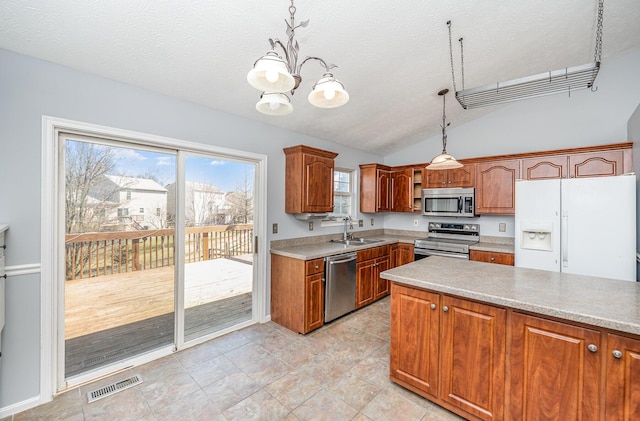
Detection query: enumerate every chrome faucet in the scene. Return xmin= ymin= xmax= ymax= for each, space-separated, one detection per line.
xmin=343 ymin=216 xmax=353 ymax=241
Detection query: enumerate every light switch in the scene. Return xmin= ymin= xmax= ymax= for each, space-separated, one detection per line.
xmin=309 ymin=221 xmax=314 ymax=231
xmin=499 ymin=223 xmax=506 ymax=232
xmin=272 ymin=223 xmax=278 ymax=234
xmin=359 ymin=220 xmax=363 ymax=227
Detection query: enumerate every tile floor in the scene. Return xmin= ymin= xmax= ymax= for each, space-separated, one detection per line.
xmin=6 ymin=297 xmax=465 ymax=420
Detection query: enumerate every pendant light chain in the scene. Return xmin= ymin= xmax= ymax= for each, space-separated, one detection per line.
xmin=459 ymin=37 xmax=465 ymax=91
xmin=441 ymin=92 xmax=448 ymax=153
xmin=594 ymin=0 xmax=604 ymax=63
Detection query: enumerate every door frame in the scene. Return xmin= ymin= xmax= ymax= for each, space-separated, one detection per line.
xmin=41 ymin=116 xmax=268 ymax=399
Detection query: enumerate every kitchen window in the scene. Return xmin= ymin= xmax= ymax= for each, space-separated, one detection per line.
xmin=324 ymin=168 xmax=353 ymax=224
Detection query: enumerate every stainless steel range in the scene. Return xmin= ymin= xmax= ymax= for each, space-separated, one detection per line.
xmin=414 ymin=222 xmax=480 ymax=260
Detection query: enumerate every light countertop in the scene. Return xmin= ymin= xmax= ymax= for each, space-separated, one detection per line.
xmin=270 ymin=234 xmax=417 ymax=260
xmin=381 ymin=256 xmax=640 ymax=336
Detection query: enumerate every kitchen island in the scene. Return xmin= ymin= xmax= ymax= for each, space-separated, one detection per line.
xmin=381 ymin=257 xmax=640 ymax=421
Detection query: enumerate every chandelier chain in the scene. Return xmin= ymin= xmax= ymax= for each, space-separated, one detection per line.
xmin=594 ymin=0 xmax=604 ymax=62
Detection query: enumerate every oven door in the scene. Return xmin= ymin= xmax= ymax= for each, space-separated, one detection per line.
xmin=414 ymin=248 xmax=469 ymax=260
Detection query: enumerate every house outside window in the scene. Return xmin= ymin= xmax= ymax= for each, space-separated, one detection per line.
xmin=117 ymin=208 xmax=129 ymax=217
xmin=332 ymin=168 xmax=353 ymax=218
xmin=126 ymin=190 xmax=131 ymax=200
xmin=139 ymin=208 xmax=144 ymax=213
xmin=156 ymin=208 xmax=161 ymax=216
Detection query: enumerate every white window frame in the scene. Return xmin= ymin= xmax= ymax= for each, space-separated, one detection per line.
xmin=322 ymin=167 xmax=355 ymax=226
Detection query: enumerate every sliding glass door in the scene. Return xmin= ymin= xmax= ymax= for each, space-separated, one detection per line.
xmin=60 ymin=133 xmax=258 ymax=385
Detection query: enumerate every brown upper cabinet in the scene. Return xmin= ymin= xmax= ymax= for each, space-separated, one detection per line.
xmin=475 ymin=159 xmax=520 ymax=215
xmin=423 ymin=163 xmax=475 ymax=188
xmin=284 ymin=145 xmax=338 ymax=214
xmin=359 ymin=163 xmax=391 ymax=212
xmin=522 ymin=147 xmax=630 ymax=180
xmin=390 ymin=168 xmax=414 ymax=212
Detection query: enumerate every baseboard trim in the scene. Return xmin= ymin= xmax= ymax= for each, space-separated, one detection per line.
xmin=0 ymin=394 xmax=44 ymax=418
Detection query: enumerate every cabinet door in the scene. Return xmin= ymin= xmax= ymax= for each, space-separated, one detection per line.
xmin=510 ymin=313 xmax=601 ymax=421
xmin=449 ymin=163 xmax=475 ymax=187
xmin=569 ymin=150 xmax=625 ymax=178
xmin=302 ymin=153 xmax=335 ymax=212
xmin=522 ymin=155 xmax=568 ymax=180
xmin=423 ymin=169 xmax=449 ymax=188
xmin=397 ymin=244 xmax=415 ymax=266
xmin=605 ymin=333 xmax=640 ymax=420
xmin=356 ymin=260 xmax=375 ymax=308
xmin=377 ymin=169 xmax=391 ymax=212
xmin=475 ymin=160 xmax=520 ymax=215
xmin=374 ymin=256 xmax=390 ymax=300
xmin=305 ymin=272 xmax=325 ymax=332
xmin=469 ymin=250 xmax=514 ymax=266
xmin=390 ymin=284 xmax=440 ymax=398
xmin=391 ymin=169 xmax=413 ymax=212
xmin=440 ymin=296 xmax=506 ymax=421
xmin=389 ymin=244 xmax=398 ymax=268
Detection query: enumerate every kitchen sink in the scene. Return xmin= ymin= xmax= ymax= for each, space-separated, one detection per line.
xmin=330 ymin=238 xmax=385 ymax=246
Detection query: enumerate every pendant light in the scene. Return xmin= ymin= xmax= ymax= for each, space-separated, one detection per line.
xmin=426 ymin=89 xmax=463 ymax=170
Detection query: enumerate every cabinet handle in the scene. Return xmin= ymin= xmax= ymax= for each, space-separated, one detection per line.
xmin=430 ymin=303 xmax=436 ymax=310
xmin=490 ymin=257 xmax=495 ymax=261
xmin=612 ymin=350 xmax=623 ymax=359
xmin=443 ymin=306 xmax=449 ymax=312
xmin=587 ymin=344 xmax=598 ymax=353
xmin=315 ymin=265 xmax=319 ymax=269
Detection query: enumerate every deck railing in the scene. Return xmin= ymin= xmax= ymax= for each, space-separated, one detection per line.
xmin=65 ymin=224 xmax=253 ymax=280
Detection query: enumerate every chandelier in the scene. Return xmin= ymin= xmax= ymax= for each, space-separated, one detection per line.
xmin=247 ymin=0 xmax=349 ymax=116
xmin=426 ymin=89 xmax=463 ymax=170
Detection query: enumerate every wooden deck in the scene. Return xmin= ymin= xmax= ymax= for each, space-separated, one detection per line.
xmin=64 ymin=256 xmax=253 ymax=377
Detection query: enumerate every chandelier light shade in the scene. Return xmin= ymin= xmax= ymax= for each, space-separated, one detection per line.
xmin=308 ymin=73 xmax=350 ymax=108
xmin=247 ymin=0 xmax=349 ymax=115
xmin=247 ymin=51 xmax=296 ymax=93
xmin=426 ymin=88 xmax=463 ymax=170
xmin=255 ymin=93 xmax=294 ymax=116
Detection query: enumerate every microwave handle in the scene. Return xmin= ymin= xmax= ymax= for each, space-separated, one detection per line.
xmin=458 ymin=196 xmax=463 ymax=212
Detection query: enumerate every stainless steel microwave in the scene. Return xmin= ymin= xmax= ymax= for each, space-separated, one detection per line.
xmin=422 ymin=187 xmax=475 ymax=218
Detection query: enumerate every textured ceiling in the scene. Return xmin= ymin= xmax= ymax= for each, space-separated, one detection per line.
xmin=1 ymin=0 xmax=639 ymax=156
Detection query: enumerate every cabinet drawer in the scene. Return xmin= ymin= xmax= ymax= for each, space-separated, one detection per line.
xmin=470 ymin=250 xmax=514 ymax=266
xmin=357 ymin=245 xmax=389 ymax=262
xmin=305 ymin=258 xmax=324 ymax=275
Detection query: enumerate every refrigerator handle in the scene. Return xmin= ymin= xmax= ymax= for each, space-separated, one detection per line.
xmin=562 ymin=210 xmax=569 ymax=267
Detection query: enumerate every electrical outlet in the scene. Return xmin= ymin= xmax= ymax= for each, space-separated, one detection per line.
xmin=370 ymin=218 xmax=375 ymax=226
xmin=499 ymin=223 xmax=506 ymax=232
xmin=358 ymin=219 xmax=363 ymax=227
xmin=413 ymin=220 xmax=419 ymax=226
xmin=272 ymin=223 xmax=278 ymax=234
xmin=309 ymin=221 xmax=314 ymax=231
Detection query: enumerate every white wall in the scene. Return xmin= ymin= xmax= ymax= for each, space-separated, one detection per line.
xmin=0 ymin=48 xmax=382 ymax=412
xmin=383 ymin=49 xmax=640 ymax=237
xmin=628 ymin=104 xmax=640 ymax=280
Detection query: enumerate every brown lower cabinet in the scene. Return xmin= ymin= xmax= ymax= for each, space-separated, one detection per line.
xmin=356 ymin=245 xmax=390 ymax=308
xmin=270 ymin=255 xmax=324 ymax=334
xmin=390 ymin=283 xmax=640 ymax=421
xmin=390 ymin=283 xmax=506 ymax=421
xmin=509 ymin=313 xmax=601 ymax=421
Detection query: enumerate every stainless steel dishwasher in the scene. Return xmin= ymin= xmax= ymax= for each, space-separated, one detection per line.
xmin=324 ymin=252 xmax=357 ymax=323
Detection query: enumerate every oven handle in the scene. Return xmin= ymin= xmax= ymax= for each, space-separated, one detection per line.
xmin=414 ymin=249 xmax=469 ymax=260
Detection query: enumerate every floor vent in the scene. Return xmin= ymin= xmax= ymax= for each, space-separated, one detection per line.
xmin=86 ymin=374 xmax=143 ymax=403
xmin=80 ymin=349 xmax=126 ymax=368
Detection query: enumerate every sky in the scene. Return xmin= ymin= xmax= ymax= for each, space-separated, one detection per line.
xmin=67 ymin=140 xmax=255 ymax=193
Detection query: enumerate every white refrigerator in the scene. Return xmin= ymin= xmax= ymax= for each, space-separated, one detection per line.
xmin=514 ymin=174 xmax=636 ymax=281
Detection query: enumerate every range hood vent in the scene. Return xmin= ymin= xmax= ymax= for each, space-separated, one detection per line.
xmin=293 ymin=213 xmax=329 ymax=220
